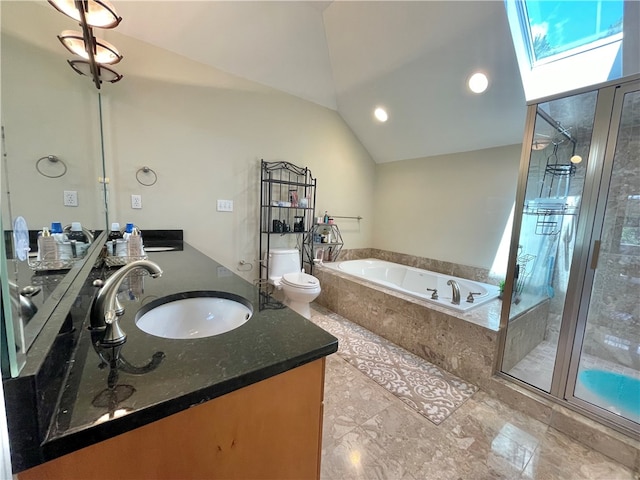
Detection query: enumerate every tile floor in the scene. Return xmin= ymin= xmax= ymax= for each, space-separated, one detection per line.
xmin=314 ymin=309 xmax=638 ymax=480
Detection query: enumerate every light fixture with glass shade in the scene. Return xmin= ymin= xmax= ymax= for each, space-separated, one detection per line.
xmin=48 ymin=0 xmax=121 ymax=28
xmin=49 ymin=0 xmax=123 ymax=89
xmin=58 ymin=30 xmax=122 ymax=65
xmin=68 ymin=60 xmax=123 ymax=83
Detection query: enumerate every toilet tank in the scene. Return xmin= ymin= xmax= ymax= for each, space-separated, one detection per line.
xmin=268 ymin=248 xmax=301 ymax=280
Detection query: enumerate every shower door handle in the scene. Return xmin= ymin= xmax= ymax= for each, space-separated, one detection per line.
xmin=590 ymin=240 xmax=601 ymax=270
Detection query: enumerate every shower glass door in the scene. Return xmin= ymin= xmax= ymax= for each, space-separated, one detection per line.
xmin=500 ymin=90 xmax=598 ymax=393
xmin=567 ymin=83 xmax=640 ymax=428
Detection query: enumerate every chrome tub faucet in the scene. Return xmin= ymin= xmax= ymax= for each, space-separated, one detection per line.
xmin=446 ymin=279 xmax=460 ymax=305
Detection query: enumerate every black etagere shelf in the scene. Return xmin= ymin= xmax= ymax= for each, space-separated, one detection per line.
xmin=259 ymin=160 xmax=317 ymax=282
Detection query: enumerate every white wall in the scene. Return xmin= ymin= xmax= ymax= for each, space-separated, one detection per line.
xmin=1 ymin=3 xmax=105 ymax=231
xmin=373 ymin=144 xmax=521 ymax=269
xmin=102 ymin=28 xmax=376 ymax=280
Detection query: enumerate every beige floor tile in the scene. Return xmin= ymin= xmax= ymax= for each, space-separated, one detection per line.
xmin=316 ymin=306 xmax=635 ymax=480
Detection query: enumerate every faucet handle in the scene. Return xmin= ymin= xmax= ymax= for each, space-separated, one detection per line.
xmin=466 ymin=292 xmax=482 ymax=303
xmin=426 ymin=288 xmax=438 ymax=300
xmin=102 ymin=310 xmax=127 ymax=345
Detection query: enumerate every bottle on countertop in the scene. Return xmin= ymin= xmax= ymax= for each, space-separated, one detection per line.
xmin=37 ymin=226 xmax=59 ymax=261
xmin=50 ymin=222 xmax=66 ymax=243
xmin=67 ymin=222 xmax=89 ymax=258
xmin=123 ymin=223 xmax=135 ymax=241
xmin=67 ymin=222 xmax=88 ymax=243
xmin=108 ymin=223 xmax=123 ymax=241
xmin=127 ymin=227 xmax=144 ymax=257
xmin=107 ymin=222 xmax=123 ymax=256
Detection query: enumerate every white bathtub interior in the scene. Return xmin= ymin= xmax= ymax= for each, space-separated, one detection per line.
xmin=323 ymin=259 xmax=499 ymax=312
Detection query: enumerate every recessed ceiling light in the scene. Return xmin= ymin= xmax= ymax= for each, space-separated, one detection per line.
xmin=468 ymin=72 xmax=489 ymax=94
xmin=374 ymin=107 xmax=388 ymax=122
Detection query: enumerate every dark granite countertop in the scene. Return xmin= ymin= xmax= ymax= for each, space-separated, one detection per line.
xmin=40 ymin=243 xmax=338 ymax=462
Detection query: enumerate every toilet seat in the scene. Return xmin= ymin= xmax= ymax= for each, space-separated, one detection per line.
xmin=281 ymin=272 xmax=320 ymax=289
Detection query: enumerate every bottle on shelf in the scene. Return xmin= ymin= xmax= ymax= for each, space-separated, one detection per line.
xmin=323 ymin=211 xmax=329 ymax=224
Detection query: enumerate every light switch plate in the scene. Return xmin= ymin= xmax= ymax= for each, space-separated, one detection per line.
xmin=217 ymin=199 xmax=233 ymax=212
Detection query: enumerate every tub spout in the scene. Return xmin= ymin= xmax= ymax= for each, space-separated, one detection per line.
xmin=447 ymin=279 xmax=460 ymax=305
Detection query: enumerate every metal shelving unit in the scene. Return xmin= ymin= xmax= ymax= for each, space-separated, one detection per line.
xmin=259 ymin=160 xmax=316 ymax=282
xmin=304 ymin=223 xmax=344 ymax=271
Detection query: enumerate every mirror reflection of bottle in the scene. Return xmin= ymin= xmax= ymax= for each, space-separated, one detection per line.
xmin=38 ymin=226 xmax=59 ymax=261
xmin=108 ymin=223 xmax=123 ymax=256
xmin=127 ymin=227 xmax=143 ymax=257
xmin=68 ymin=222 xmax=89 ymax=258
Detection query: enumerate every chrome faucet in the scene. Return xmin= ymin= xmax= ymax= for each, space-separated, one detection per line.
xmin=90 ymin=259 xmax=163 ymax=346
xmin=447 ymin=279 xmax=460 ymax=305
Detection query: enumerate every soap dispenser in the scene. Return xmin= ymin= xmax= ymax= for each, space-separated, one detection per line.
xmin=37 ymin=227 xmax=59 ymax=261
xmin=127 ymin=227 xmax=143 ymax=257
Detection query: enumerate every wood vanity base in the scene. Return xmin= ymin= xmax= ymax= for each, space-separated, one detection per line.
xmin=19 ymin=358 xmax=326 ymax=480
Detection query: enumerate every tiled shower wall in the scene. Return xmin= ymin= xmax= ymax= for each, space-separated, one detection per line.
xmin=584 ymin=91 xmax=640 ymax=370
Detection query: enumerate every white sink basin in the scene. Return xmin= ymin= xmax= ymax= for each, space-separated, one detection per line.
xmin=135 ymin=292 xmax=253 ymax=339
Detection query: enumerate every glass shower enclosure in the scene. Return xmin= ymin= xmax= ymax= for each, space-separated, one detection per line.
xmin=499 ymin=75 xmax=640 ymax=435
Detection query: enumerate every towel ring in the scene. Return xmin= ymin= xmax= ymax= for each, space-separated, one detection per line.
xmin=136 ymin=166 xmax=157 ymax=186
xmin=36 ymin=155 xmax=67 ymax=178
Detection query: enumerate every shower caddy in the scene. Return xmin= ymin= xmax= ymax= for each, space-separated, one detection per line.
xmin=259 ymin=160 xmax=317 ymax=284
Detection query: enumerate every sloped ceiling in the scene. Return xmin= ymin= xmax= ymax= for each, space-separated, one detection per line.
xmin=115 ymin=1 xmax=527 ymax=163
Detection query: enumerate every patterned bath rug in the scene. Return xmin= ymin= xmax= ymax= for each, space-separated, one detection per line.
xmin=310 ymin=305 xmax=478 ymax=425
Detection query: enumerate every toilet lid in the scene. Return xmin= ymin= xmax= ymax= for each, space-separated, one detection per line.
xmin=281 ymin=272 xmax=320 ymax=289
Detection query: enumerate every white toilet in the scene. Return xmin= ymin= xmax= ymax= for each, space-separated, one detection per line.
xmin=268 ymin=248 xmax=321 ymax=319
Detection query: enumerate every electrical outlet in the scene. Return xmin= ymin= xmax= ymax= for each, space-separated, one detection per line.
xmin=216 ymin=199 xmax=233 ymax=212
xmin=63 ymin=190 xmax=78 ymax=207
xmin=131 ymin=194 xmax=142 ymax=209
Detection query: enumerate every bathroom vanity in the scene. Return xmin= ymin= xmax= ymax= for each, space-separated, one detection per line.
xmin=6 ymin=239 xmax=338 ymax=479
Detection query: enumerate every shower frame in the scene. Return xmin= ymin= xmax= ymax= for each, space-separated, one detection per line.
xmin=497 ymin=73 xmax=640 ymax=438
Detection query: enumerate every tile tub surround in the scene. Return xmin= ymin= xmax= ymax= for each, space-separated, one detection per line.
xmin=314 ymin=264 xmax=502 ymax=389
xmin=5 ymin=243 xmax=338 ymax=473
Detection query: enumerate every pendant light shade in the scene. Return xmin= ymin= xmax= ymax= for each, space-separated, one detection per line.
xmin=50 ymin=0 xmax=124 ymax=89
xmin=68 ymin=60 xmax=123 ymax=84
xmin=58 ymin=30 xmax=122 ymax=65
xmin=48 ymin=0 xmax=121 ymax=28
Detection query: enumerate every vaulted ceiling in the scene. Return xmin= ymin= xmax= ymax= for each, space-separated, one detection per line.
xmin=113 ymin=1 xmax=529 ymax=163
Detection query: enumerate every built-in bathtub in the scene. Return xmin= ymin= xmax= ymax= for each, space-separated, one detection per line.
xmin=323 ymin=259 xmax=499 ymax=312
xmin=314 ymin=258 xmax=502 ymax=387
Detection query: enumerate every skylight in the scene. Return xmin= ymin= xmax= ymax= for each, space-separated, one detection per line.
xmin=505 ymin=0 xmax=638 ymax=101
xmin=524 ymin=1 xmax=623 ymax=64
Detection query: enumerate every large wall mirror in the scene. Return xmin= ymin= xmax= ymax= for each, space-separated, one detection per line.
xmin=1 ymin=1 xmax=107 ymax=372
